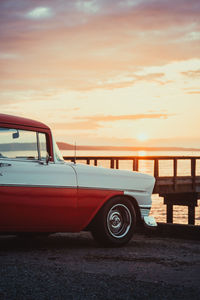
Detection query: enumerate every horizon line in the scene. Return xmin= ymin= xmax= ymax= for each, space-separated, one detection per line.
xmin=57 ymin=142 xmax=200 ymax=152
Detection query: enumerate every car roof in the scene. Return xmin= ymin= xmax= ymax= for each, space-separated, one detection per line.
xmin=0 ymin=114 xmax=50 ymax=130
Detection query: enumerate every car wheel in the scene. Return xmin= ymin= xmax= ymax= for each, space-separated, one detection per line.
xmin=91 ymin=196 xmax=136 ymax=247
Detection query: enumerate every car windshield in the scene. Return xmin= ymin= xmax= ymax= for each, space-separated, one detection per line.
xmin=0 ymin=128 xmax=38 ymax=160
xmin=0 ymin=128 xmax=49 ymax=161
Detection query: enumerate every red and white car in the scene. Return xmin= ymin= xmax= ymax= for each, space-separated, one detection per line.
xmin=0 ymin=114 xmax=156 ymax=246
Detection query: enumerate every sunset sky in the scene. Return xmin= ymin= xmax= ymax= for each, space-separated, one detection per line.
xmin=0 ymin=0 xmax=200 ymax=148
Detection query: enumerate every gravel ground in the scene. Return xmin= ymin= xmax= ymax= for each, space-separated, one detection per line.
xmin=0 ymin=232 xmax=200 ymax=300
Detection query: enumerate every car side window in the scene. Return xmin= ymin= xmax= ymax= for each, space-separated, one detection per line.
xmin=0 ymin=128 xmax=47 ymax=161
xmin=38 ymin=132 xmax=48 ymax=160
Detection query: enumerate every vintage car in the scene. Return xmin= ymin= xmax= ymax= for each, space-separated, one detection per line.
xmin=0 ymin=114 xmax=156 ymax=246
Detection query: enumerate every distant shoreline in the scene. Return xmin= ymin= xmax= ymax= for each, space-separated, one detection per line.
xmin=57 ymin=142 xmax=200 ymax=152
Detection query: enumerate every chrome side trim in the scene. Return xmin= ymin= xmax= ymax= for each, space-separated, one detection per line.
xmin=124 ymin=189 xmax=147 ymax=194
xmin=79 ymin=186 xmax=146 ymax=193
xmin=0 ymin=184 xmax=146 ymax=193
xmin=0 ymin=184 xmax=76 ymax=189
xmin=0 ymin=184 xmax=121 ymax=191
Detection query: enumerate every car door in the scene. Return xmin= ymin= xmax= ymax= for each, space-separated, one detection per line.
xmin=0 ymin=127 xmax=78 ymax=232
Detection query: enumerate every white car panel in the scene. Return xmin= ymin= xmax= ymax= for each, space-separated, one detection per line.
xmin=0 ymin=159 xmax=77 ymax=187
xmin=71 ymin=163 xmax=155 ymax=194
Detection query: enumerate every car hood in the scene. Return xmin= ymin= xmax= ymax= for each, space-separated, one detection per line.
xmin=70 ymin=163 xmax=155 ymax=194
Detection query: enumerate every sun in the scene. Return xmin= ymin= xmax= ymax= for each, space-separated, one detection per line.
xmin=137 ymin=133 xmax=149 ymax=142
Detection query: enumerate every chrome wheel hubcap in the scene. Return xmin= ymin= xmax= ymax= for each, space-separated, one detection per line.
xmin=107 ymin=204 xmax=132 ymax=239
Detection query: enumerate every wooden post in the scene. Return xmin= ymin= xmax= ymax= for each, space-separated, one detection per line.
xmin=110 ymin=159 xmax=114 ymax=169
xmin=188 ymin=204 xmax=195 ymax=225
xmin=116 ymin=159 xmax=119 ymax=169
xmin=173 ymin=158 xmax=177 ymax=191
xmin=86 ymin=159 xmax=90 ymax=165
xmin=167 ymin=203 xmax=173 ymax=223
xmin=154 ymin=159 xmax=159 ymax=178
xmin=191 ymin=158 xmax=196 ymax=190
xmin=163 ymin=193 xmax=198 ymax=225
xmin=94 ymin=159 xmax=97 ymax=166
xmin=133 ymin=158 xmax=138 ymax=171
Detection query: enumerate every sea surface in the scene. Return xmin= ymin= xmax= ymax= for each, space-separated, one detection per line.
xmin=62 ymin=150 xmax=200 ymax=225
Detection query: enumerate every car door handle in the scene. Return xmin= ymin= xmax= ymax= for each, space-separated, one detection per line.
xmin=0 ymin=162 xmax=12 ymax=167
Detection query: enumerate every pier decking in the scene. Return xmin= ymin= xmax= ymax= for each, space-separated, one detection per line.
xmin=63 ymin=156 xmax=200 ymax=225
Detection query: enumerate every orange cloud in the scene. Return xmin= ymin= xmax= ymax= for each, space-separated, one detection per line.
xmin=185 ymin=91 xmax=200 ymax=94
xmin=83 ymin=113 xmax=170 ymax=122
xmin=0 ymin=0 xmax=200 ymax=95
xmin=52 ymin=113 xmax=171 ymax=130
xmin=181 ymin=70 xmax=200 ymax=78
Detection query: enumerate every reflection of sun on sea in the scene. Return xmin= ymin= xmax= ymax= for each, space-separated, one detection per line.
xmin=137 ymin=151 xmax=152 ymax=174
xmin=136 ymin=133 xmax=149 ymax=172
xmin=138 ymin=150 xmax=147 ymax=156
xmin=136 ymin=133 xmax=148 ymax=156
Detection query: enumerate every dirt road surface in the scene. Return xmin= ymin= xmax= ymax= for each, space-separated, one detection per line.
xmin=0 ymin=232 xmax=199 ymax=300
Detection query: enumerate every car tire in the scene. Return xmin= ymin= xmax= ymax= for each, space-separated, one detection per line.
xmin=91 ymin=196 xmax=136 ymax=247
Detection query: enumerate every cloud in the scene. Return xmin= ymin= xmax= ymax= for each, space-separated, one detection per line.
xmin=92 ymin=73 xmax=168 ymax=90
xmin=0 ymin=88 xmax=61 ymax=106
xmin=133 ymin=73 xmax=167 ymax=85
xmin=82 ymin=113 xmax=169 ymax=122
xmin=0 ymin=0 xmax=200 ymax=94
xmin=185 ymin=91 xmax=200 ymax=95
xmin=26 ymin=7 xmax=53 ymax=19
xmin=1 ymin=0 xmax=200 ymax=30
xmin=51 ymin=120 xmax=101 ymax=131
xmin=52 ymin=113 xmax=171 ymax=130
xmin=181 ymin=70 xmax=200 ymax=78
xmin=0 ymin=52 xmax=20 ymax=60
xmin=76 ymin=0 xmax=100 ymax=14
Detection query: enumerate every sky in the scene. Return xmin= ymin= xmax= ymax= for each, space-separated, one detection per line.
xmin=0 ymin=0 xmax=200 ymax=148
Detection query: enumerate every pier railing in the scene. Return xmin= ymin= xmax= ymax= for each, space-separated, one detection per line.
xmin=63 ymin=155 xmax=200 ymax=225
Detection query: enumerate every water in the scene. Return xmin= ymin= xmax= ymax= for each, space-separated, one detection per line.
xmin=61 ymin=149 xmax=200 ymax=225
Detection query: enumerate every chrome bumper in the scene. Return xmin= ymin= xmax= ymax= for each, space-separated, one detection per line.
xmin=143 ymin=216 xmax=157 ymax=228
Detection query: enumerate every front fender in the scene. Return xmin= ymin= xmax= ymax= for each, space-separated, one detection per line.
xmin=124 ymin=190 xmax=152 ymax=218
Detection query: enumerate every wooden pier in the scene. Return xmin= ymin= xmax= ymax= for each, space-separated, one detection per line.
xmin=63 ymin=155 xmax=200 ymax=225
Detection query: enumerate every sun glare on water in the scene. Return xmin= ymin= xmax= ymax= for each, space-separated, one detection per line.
xmin=138 ymin=150 xmax=147 ymax=157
